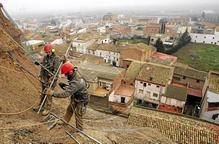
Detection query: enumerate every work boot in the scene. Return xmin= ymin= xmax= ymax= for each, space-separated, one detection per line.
xmin=42 ymin=109 xmax=50 ymax=116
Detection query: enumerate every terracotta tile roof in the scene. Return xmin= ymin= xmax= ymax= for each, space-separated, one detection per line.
xmin=80 ymin=54 xmax=104 ymax=63
xmin=208 ymin=71 xmax=219 ymax=93
xmin=158 ymin=103 xmax=182 ymax=114
xmin=76 ymin=32 xmax=105 ymax=41
xmin=79 ymin=62 xmax=125 ymax=81
xmin=124 ymin=61 xmax=143 ymax=83
xmin=165 ymin=85 xmax=187 ymax=101
xmin=136 ymin=62 xmax=174 ymax=86
xmin=91 ymin=87 xmax=109 ymax=97
xmin=121 ymin=43 xmax=156 ymax=52
xmin=114 ymin=84 xmax=135 ymax=97
xmin=89 ymin=43 xmax=120 ymax=53
xmin=150 ymin=52 xmax=177 ymax=66
xmin=174 ymin=63 xmax=207 ymax=81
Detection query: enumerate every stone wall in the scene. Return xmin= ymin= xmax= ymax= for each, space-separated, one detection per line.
xmin=89 ymin=95 xmax=109 ymax=111
xmin=128 ymin=107 xmax=219 ymax=144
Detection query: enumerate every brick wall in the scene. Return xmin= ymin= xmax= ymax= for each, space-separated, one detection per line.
xmin=128 ymin=107 xmax=219 ymax=144
xmin=173 ymin=74 xmax=205 ymax=90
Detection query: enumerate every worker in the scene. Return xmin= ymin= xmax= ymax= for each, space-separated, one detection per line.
xmin=46 ymin=62 xmax=89 ymax=131
xmin=33 ymin=43 xmax=60 ymax=116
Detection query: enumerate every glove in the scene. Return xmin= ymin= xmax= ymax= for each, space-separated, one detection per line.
xmin=46 ymin=88 xmax=54 ymax=97
xmin=59 ymin=82 xmax=68 ymax=90
xmin=38 ymin=75 xmax=45 ymax=83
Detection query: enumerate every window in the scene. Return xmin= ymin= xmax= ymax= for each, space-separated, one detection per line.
xmin=204 ymin=36 xmax=206 ymax=38
xmin=137 ymin=99 xmax=142 ymax=105
xmin=183 ymin=76 xmax=186 ymax=79
xmin=196 ymin=80 xmax=200 ymax=83
xmin=213 ymin=37 xmax=215 ymax=39
xmin=140 ymin=81 xmax=143 ymax=84
xmin=143 ymin=83 xmax=147 ymax=87
xmin=139 ymin=89 xmax=143 ymax=94
xmin=156 ymin=85 xmax=160 ymax=88
xmin=146 ymin=91 xmax=151 ymax=96
xmin=148 ymin=83 xmax=151 ymax=86
xmin=121 ymin=97 xmax=125 ymax=103
xmin=153 ymin=93 xmax=158 ymax=98
xmin=174 ymin=76 xmax=180 ymax=81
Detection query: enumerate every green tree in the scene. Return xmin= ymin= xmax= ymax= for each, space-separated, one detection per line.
xmin=155 ymin=38 xmax=164 ymax=53
xmin=179 ymin=29 xmax=191 ymax=46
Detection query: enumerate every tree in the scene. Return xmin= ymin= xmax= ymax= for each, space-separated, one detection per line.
xmin=178 ymin=29 xmax=191 ymax=47
xmin=155 ymin=38 xmax=164 ymax=53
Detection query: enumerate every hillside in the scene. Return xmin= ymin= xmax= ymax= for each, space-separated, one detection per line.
xmin=173 ymin=43 xmax=219 ymax=72
xmin=0 ymin=4 xmax=174 ymax=144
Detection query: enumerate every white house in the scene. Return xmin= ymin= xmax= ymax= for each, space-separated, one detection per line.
xmin=160 ymin=85 xmax=187 ymax=108
xmin=46 ymin=26 xmax=59 ymax=33
xmin=24 ymin=40 xmax=45 ymax=46
xmin=135 ymin=62 xmax=174 ymax=106
xmin=88 ymin=44 xmax=120 ymax=67
xmin=190 ymin=31 xmax=219 ymax=45
xmin=51 ymin=38 xmax=65 ymax=45
xmin=97 ymin=26 xmax=106 ymax=33
xmin=77 ymin=28 xmax=87 ymax=34
xmin=109 ymin=85 xmax=134 ymax=105
xmin=97 ymin=36 xmax=112 ymax=44
xmin=72 ymin=39 xmax=95 ymax=54
xmin=177 ymin=26 xmax=191 ymax=34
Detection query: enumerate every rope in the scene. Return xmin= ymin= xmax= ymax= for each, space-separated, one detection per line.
xmin=0 ymin=101 xmax=38 ymax=115
xmin=0 ymin=119 xmax=57 ymax=130
xmin=0 ymin=66 xmax=39 ymax=115
xmin=0 ymin=54 xmax=40 ymax=115
xmin=0 ymin=65 xmax=22 ymax=73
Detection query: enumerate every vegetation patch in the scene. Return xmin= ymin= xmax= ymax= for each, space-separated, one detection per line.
xmin=173 ymin=43 xmax=219 ymax=72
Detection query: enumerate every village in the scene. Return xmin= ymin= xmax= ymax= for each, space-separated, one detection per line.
xmin=18 ymin=10 xmax=219 ymax=122
xmin=0 ymin=1 xmax=219 ymax=144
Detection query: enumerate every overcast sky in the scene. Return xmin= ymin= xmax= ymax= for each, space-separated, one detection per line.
xmin=1 ymin=0 xmax=218 ymax=15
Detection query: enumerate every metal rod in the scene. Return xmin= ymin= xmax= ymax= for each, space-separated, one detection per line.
xmin=50 ymin=113 xmax=103 ymax=144
xmin=66 ymin=131 xmax=81 ymax=144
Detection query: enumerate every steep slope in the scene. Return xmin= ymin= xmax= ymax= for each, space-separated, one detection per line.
xmin=0 ymin=4 xmax=175 ymax=144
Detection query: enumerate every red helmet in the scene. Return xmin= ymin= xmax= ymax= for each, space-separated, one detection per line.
xmin=61 ymin=62 xmax=74 ymax=75
xmin=43 ymin=43 xmax=53 ymax=53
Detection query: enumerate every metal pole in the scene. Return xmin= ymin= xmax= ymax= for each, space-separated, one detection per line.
xmin=50 ymin=113 xmax=103 ymax=144
xmin=66 ymin=131 xmax=81 ymax=144
xmin=36 ymin=62 xmax=55 ymax=76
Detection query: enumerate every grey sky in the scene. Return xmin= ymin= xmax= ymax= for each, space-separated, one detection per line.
xmin=1 ymin=0 xmax=218 ymax=15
